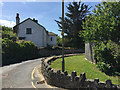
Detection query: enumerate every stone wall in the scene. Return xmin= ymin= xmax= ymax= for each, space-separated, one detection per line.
xmin=39 ymin=49 xmax=84 ymax=57
xmin=41 ymin=56 xmax=120 ymax=89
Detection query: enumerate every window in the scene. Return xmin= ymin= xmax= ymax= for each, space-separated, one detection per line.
xmin=26 ymin=28 xmax=32 ymax=34
xmin=51 ymin=37 xmax=53 ymax=41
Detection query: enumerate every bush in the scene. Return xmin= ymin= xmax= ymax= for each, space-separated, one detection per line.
xmin=96 ymin=62 xmax=113 ymax=75
xmin=2 ymin=25 xmax=18 ymax=41
xmin=93 ymin=41 xmax=120 ymax=75
xmin=57 ymin=36 xmax=62 ymax=46
xmin=57 ymin=36 xmax=72 ymax=47
xmin=2 ymin=38 xmax=39 ymax=66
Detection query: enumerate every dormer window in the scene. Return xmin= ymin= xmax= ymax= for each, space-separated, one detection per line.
xmin=26 ymin=28 xmax=32 ymax=34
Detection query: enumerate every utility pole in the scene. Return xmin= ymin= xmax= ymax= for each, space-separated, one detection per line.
xmin=62 ymin=0 xmax=65 ymax=72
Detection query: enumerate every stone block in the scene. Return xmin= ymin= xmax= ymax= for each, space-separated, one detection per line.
xmin=47 ymin=67 xmax=52 ymax=71
xmin=71 ymin=71 xmax=77 ymax=81
xmin=106 ymin=80 xmax=112 ymax=88
xmin=45 ymin=65 xmax=48 ymax=69
xmin=57 ymin=70 xmax=61 ymax=74
xmin=93 ymin=78 xmax=99 ymax=88
xmin=71 ymin=71 xmax=77 ymax=77
xmin=41 ymin=61 xmax=44 ymax=64
xmin=51 ymin=68 xmax=54 ymax=72
xmin=94 ymin=78 xmax=99 ymax=83
xmin=64 ymin=71 xmax=68 ymax=76
xmin=80 ymin=72 xmax=86 ymax=81
xmin=75 ymin=76 xmax=79 ymax=81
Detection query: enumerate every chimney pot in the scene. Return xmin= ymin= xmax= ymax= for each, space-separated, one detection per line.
xmin=17 ymin=13 xmax=19 ymax=17
xmin=33 ymin=18 xmax=38 ymax=23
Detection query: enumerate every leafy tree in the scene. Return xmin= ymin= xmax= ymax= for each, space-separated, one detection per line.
xmin=2 ymin=26 xmax=12 ymax=31
xmin=55 ymin=1 xmax=91 ymax=48
xmin=1 ymin=25 xmax=18 ymax=41
xmin=82 ymin=2 xmax=120 ymax=44
xmin=82 ymin=2 xmax=120 ymax=75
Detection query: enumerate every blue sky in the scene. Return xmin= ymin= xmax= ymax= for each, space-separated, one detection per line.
xmin=0 ymin=1 xmax=101 ymax=36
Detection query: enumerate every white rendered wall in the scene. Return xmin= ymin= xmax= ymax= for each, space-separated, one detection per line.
xmin=43 ymin=30 xmax=47 ymax=47
xmin=18 ymin=19 xmax=46 ymax=48
xmin=47 ymin=35 xmax=57 ymax=46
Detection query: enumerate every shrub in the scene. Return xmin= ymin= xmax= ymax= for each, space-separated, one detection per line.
xmin=96 ymin=62 xmax=113 ymax=75
xmin=57 ymin=36 xmax=62 ymax=46
xmin=57 ymin=36 xmax=72 ymax=47
xmin=2 ymin=38 xmax=39 ymax=66
xmin=93 ymin=41 xmax=120 ymax=75
xmin=2 ymin=25 xmax=18 ymax=41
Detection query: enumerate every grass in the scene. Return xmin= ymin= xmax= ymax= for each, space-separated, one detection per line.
xmin=51 ymin=54 xmax=119 ymax=85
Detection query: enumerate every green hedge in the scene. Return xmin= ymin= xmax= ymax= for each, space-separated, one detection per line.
xmin=2 ymin=38 xmax=39 ymax=66
xmin=93 ymin=41 xmax=120 ymax=76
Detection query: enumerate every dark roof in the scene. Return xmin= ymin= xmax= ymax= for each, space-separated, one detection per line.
xmin=48 ymin=32 xmax=57 ymax=36
xmin=13 ymin=18 xmax=47 ymax=32
xmin=13 ymin=18 xmax=58 ymax=36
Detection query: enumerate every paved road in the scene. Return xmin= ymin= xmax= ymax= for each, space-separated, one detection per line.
xmin=1 ymin=58 xmax=47 ymax=89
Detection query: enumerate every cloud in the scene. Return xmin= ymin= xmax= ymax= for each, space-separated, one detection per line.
xmin=0 ymin=2 xmax=3 ymax=7
xmin=0 ymin=19 xmax=16 ymax=27
xmin=21 ymin=2 xmax=26 ymax=4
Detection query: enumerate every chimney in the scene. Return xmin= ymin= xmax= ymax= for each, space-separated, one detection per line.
xmin=16 ymin=13 xmax=20 ymax=25
xmin=33 ymin=18 xmax=38 ymax=23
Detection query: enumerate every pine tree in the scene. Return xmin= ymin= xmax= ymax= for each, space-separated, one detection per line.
xmin=55 ymin=1 xmax=91 ymax=48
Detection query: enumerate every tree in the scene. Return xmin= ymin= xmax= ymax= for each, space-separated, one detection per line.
xmin=81 ymin=2 xmax=120 ymax=75
xmin=1 ymin=25 xmax=18 ymax=41
xmin=55 ymin=1 xmax=91 ymax=48
xmin=82 ymin=2 xmax=120 ymax=44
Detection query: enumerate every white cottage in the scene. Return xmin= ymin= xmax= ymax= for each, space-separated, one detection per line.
xmin=13 ymin=13 xmax=57 ymax=48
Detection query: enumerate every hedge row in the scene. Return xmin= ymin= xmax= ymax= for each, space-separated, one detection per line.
xmin=2 ymin=38 xmax=39 ymax=66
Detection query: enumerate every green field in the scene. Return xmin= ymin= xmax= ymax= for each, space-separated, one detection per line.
xmin=51 ymin=54 xmax=119 ymax=85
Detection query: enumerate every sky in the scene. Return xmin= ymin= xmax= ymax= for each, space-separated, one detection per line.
xmin=0 ymin=1 xmax=101 ymax=36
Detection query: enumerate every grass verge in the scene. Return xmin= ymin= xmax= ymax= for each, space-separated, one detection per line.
xmin=51 ymin=54 xmax=119 ymax=85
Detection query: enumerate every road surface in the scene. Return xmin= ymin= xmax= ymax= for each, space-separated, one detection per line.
xmin=1 ymin=58 xmax=51 ymax=89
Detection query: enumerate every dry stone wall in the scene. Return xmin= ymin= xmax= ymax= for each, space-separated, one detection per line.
xmin=41 ymin=55 xmax=120 ymax=89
